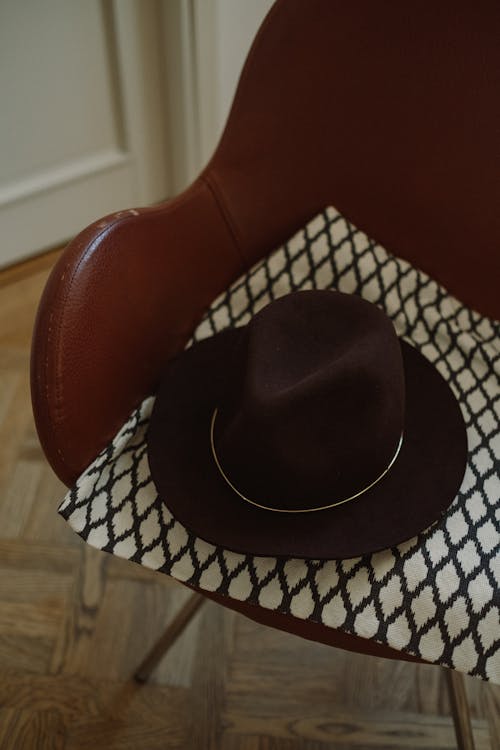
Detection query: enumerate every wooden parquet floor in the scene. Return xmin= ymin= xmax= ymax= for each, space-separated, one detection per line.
xmin=0 ymin=251 xmax=499 ymax=750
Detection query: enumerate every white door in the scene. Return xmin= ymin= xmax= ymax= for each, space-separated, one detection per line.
xmin=0 ymin=0 xmax=170 ymax=267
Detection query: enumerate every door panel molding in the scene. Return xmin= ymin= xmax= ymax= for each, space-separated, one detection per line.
xmin=0 ymin=150 xmax=130 ymax=208
xmin=0 ymin=0 xmax=170 ymax=267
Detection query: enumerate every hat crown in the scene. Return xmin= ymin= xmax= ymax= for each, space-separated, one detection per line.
xmin=214 ymin=290 xmax=405 ymax=511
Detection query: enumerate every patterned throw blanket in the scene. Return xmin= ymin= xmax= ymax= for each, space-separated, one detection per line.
xmin=59 ymin=207 xmax=500 ymax=683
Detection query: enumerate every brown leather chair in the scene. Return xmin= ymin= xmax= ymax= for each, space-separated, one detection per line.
xmin=32 ymin=2 xmax=499 ymax=747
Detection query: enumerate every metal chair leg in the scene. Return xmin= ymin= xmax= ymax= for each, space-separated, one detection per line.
xmin=444 ymin=668 xmax=476 ymax=750
xmin=134 ymin=592 xmax=206 ymax=683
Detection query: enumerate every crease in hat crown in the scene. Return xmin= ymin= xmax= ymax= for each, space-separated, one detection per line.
xmin=210 ymin=290 xmax=406 ymax=513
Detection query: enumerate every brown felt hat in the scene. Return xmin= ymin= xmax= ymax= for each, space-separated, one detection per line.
xmin=147 ymin=290 xmax=467 ymax=559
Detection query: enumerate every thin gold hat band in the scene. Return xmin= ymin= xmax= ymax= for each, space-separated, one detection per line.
xmin=210 ymin=408 xmax=404 ymax=514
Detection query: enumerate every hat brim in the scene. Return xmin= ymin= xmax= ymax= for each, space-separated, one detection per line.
xmin=147 ymin=327 xmax=467 ymax=559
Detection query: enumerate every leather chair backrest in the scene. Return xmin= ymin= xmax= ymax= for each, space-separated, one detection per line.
xmin=209 ymin=0 xmax=499 ymax=314
xmin=32 ymin=0 xmax=499 ymax=484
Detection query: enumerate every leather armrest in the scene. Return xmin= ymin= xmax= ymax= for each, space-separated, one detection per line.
xmin=31 ymin=179 xmax=245 ymax=485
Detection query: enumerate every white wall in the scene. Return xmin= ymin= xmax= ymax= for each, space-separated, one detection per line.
xmin=166 ymin=0 xmax=274 ymax=192
xmin=193 ymin=0 xmax=275 ymax=171
xmin=213 ymin=0 xmax=275 ymax=128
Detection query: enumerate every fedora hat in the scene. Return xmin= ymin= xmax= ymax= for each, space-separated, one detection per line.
xmin=147 ymin=289 xmax=467 ymax=559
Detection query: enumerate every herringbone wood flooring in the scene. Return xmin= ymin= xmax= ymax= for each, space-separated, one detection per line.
xmin=0 ymin=251 xmax=499 ymax=749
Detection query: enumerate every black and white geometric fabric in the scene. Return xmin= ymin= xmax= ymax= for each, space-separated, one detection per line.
xmin=59 ymin=207 xmax=500 ymax=683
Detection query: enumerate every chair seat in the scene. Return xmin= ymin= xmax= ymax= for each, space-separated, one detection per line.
xmin=58 ymin=207 xmax=500 ymax=685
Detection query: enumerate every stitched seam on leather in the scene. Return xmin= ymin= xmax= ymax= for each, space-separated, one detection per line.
xmin=32 ymin=297 xmax=60 ymax=477
xmin=47 ymin=185 xmax=209 ymax=479
xmin=49 ymin=216 xmax=135 ymax=480
xmin=201 ymin=174 xmax=247 ymax=269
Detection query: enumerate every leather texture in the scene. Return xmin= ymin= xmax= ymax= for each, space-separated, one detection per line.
xmin=31 ymin=180 xmax=244 ymax=484
xmin=200 ymin=587 xmax=424 ymax=664
xmin=207 ymin=0 xmax=500 ymax=314
xmin=31 ymin=0 xmax=499 ymax=665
